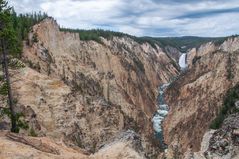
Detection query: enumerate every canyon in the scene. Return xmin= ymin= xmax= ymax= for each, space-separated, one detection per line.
xmin=0 ymin=17 xmax=239 ymax=159
xmin=1 ymin=18 xmax=179 ymax=158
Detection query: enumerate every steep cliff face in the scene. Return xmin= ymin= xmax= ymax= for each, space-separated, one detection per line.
xmin=23 ymin=18 xmax=178 ymax=116
xmin=163 ymin=37 xmax=239 ymax=154
xmin=6 ymin=18 xmax=179 ymax=156
xmin=164 ymin=45 xmax=181 ymax=63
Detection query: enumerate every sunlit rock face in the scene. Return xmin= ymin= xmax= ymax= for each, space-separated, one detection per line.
xmin=163 ymin=37 xmax=239 ymax=153
xmin=8 ymin=18 xmax=179 ymax=156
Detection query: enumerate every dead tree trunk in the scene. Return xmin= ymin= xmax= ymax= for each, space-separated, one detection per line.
xmin=6 ymin=132 xmax=60 ymax=155
xmin=1 ymin=39 xmax=17 ymax=133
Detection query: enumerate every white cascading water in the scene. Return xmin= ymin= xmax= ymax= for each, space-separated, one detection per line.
xmin=152 ymin=53 xmax=188 ymax=148
xmin=179 ymin=53 xmax=187 ymax=69
xmin=152 ymin=83 xmax=170 ymax=148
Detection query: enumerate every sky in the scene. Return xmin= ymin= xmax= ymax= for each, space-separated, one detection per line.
xmin=9 ymin=0 xmax=239 ymax=37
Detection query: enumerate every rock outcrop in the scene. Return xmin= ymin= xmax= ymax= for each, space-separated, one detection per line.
xmin=0 ymin=130 xmax=145 ymax=159
xmin=190 ymin=113 xmax=239 ymax=159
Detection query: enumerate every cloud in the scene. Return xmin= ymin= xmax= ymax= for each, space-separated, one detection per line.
xmin=176 ymin=7 xmax=239 ymax=19
xmin=9 ymin=0 xmax=239 ymax=37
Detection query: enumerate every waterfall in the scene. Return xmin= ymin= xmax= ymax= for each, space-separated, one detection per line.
xmin=179 ymin=53 xmax=187 ymax=69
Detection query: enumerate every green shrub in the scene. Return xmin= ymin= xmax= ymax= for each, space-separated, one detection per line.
xmin=210 ymin=113 xmax=225 ymax=129
xmin=0 ymin=82 xmax=8 ymax=96
xmin=0 ymin=108 xmax=29 ymax=133
xmin=29 ymin=127 xmax=37 ymax=137
xmin=16 ymin=112 xmax=29 ymax=131
xmin=32 ymin=33 xmax=38 ymax=43
xmin=0 ymin=75 xmax=3 ymax=81
xmin=9 ymin=58 xmax=26 ymax=69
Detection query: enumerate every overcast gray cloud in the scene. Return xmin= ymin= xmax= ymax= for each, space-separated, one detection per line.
xmin=9 ymin=0 xmax=239 ymax=37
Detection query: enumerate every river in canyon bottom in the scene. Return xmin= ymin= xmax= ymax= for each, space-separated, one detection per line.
xmin=152 ymin=52 xmax=187 ymax=148
xmin=152 ymin=83 xmax=170 ymax=149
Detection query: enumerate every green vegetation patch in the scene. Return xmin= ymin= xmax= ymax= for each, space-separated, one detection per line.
xmin=59 ymin=28 xmax=160 ymax=49
xmin=29 ymin=127 xmax=38 ymax=137
xmin=9 ymin=58 xmax=26 ymax=69
xmin=210 ymin=84 xmax=239 ymax=129
xmin=0 ymin=107 xmax=29 ymax=133
xmin=0 ymin=75 xmax=4 ymax=81
xmin=0 ymin=82 xmax=8 ymax=96
xmin=32 ymin=33 xmax=39 ymax=43
xmin=6 ymin=9 xmax=48 ymax=57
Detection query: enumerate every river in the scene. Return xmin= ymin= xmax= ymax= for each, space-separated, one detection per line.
xmin=152 ymin=53 xmax=187 ymax=148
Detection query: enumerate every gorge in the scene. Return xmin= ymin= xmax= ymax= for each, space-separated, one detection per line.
xmin=152 ymin=51 xmax=188 ymax=149
xmin=0 ymin=17 xmax=239 ymax=159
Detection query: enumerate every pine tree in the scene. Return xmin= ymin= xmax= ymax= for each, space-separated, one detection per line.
xmin=0 ymin=0 xmax=18 ymax=132
xmin=0 ymin=0 xmax=48 ymax=133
